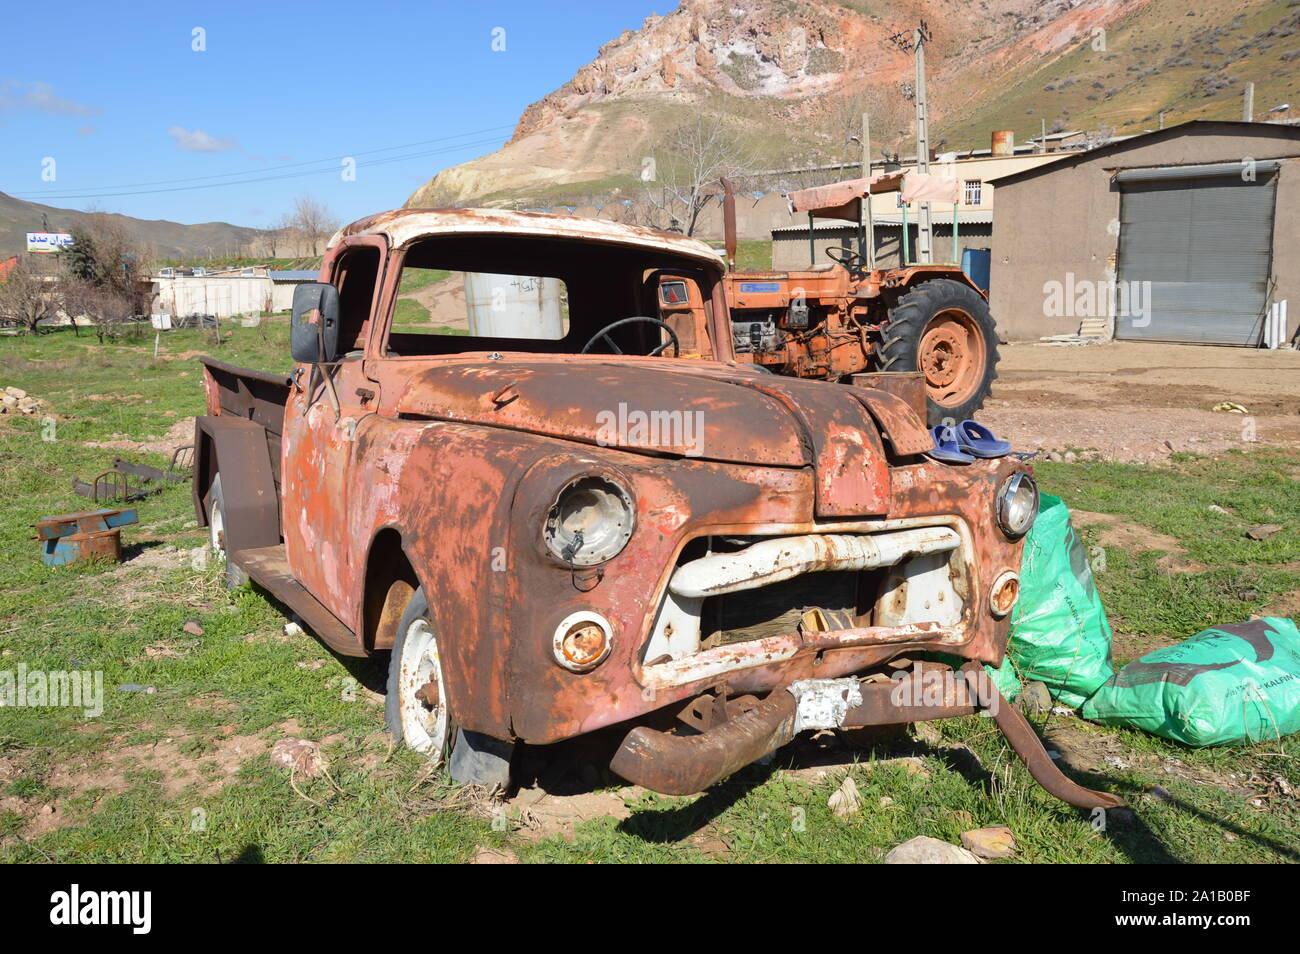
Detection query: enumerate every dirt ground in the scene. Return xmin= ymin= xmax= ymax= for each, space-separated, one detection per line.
xmin=978 ymin=340 xmax=1300 ymax=463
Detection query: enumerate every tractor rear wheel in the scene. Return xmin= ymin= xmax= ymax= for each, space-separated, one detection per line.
xmin=876 ymin=279 xmax=1000 ymax=427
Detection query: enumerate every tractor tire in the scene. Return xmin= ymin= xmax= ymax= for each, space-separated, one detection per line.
xmin=876 ymin=279 xmax=1000 ymax=427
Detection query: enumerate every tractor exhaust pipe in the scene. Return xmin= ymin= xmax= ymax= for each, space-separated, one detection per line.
xmin=721 ymin=176 xmax=737 ymax=270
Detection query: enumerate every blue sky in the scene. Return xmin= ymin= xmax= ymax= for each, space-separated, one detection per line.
xmin=0 ymin=0 xmax=663 ymax=229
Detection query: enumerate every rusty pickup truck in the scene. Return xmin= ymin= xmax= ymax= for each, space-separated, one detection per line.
xmin=193 ymin=208 xmax=1119 ymax=809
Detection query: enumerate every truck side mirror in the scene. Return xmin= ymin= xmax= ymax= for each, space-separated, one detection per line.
xmin=290 ymin=282 xmax=341 ymax=364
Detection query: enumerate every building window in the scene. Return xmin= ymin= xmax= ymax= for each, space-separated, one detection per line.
xmin=963 ymin=180 xmax=983 ymax=205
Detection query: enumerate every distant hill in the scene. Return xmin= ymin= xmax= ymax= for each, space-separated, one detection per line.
xmin=408 ymin=0 xmax=1300 ymax=207
xmin=0 ymin=190 xmax=263 ymax=261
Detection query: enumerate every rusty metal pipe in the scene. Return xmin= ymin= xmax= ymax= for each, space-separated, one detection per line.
xmin=611 ymin=690 xmax=798 ymax=795
xmin=960 ymin=662 xmax=1124 ymax=811
xmin=721 ymin=177 xmax=737 ymax=269
xmin=843 ymin=678 xmax=977 ymax=725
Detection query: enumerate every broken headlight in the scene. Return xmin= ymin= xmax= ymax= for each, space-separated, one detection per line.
xmin=995 ymin=472 xmax=1039 ymax=539
xmin=543 ymin=475 xmax=635 ymax=566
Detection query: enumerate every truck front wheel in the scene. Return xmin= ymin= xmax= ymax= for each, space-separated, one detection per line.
xmin=206 ymin=474 xmax=249 ymax=588
xmin=384 ymin=586 xmax=513 ymax=791
xmin=877 ymin=279 xmax=1000 ymax=426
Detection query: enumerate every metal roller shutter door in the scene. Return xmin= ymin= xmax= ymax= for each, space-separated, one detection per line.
xmin=1115 ymin=164 xmax=1276 ymax=345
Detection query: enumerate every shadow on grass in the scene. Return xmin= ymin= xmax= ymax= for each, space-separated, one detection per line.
xmin=247 ymin=581 xmax=388 ymax=694
xmin=226 ymin=844 xmax=264 ymax=864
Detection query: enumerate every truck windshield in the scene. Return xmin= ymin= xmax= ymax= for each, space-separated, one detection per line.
xmin=383 ymin=234 xmax=715 ymax=359
xmin=391 ymin=268 xmax=570 ymax=341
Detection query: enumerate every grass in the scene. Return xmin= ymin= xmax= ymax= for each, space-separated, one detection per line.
xmin=0 ymin=327 xmax=1296 ymax=862
xmin=711 ymin=239 xmax=773 ymax=270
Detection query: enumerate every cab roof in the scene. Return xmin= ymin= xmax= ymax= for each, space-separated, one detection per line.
xmin=329 ymin=208 xmax=726 ymax=268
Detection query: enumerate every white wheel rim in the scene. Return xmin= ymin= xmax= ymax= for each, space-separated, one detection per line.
xmin=397 ymin=617 xmax=449 ymax=760
xmin=209 ymin=497 xmax=225 ymax=557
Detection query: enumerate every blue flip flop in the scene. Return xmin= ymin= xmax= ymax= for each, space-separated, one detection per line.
xmin=954 ymin=419 xmax=1012 ymax=458
xmin=928 ymin=425 xmax=975 ymax=464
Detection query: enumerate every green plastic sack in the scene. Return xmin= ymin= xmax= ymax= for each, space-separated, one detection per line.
xmin=1081 ymin=618 xmax=1300 ymax=747
xmin=984 ymin=656 xmax=1021 ymax=701
xmin=1006 ymin=493 xmax=1114 ymax=707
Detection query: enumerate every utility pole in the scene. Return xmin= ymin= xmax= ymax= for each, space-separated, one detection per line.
xmin=890 ymin=22 xmax=933 ymax=264
xmin=861 ymin=112 xmax=876 ymax=269
xmin=1243 ymin=82 xmax=1255 ymax=122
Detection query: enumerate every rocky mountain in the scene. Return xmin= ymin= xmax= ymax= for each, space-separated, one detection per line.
xmin=408 ymin=0 xmax=1300 ymax=207
xmin=0 ymin=190 xmax=263 ymax=261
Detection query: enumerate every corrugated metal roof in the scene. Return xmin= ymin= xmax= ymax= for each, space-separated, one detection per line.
xmin=984 ymin=119 xmax=1300 ymax=186
xmin=268 ymin=270 xmax=320 ymax=281
xmin=771 ymin=210 xmax=993 ymax=234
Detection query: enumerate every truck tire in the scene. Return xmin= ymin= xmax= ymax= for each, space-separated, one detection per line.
xmin=877 ymin=279 xmax=1000 ymax=427
xmin=206 ymin=474 xmax=249 ymax=589
xmin=384 ymin=586 xmax=513 ymax=791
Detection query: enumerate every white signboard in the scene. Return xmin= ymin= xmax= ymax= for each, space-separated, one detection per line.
xmin=26 ymin=232 xmax=73 ymax=253
xmin=151 ymin=314 xmax=173 ymax=330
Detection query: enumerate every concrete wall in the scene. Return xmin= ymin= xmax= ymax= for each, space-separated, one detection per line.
xmin=271 ymin=282 xmax=307 ymax=313
xmin=152 ymin=275 xmax=274 ymax=318
xmin=989 ymin=124 xmax=1300 ymax=342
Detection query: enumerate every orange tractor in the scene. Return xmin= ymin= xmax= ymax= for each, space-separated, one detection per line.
xmin=716 ymin=175 xmax=999 ymax=427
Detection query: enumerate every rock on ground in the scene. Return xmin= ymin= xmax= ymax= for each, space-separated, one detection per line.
xmin=960 ymin=826 xmax=1018 ymax=859
xmin=884 ymin=835 xmax=980 ymax=864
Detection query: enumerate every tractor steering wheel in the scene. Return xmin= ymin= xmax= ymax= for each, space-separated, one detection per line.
xmin=825 ymin=246 xmax=866 ymax=270
xmin=580 ymin=316 xmax=681 ymax=357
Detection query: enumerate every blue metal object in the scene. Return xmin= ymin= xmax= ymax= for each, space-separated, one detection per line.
xmin=33 ymin=508 xmax=138 ymax=567
xmin=962 ymin=248 xmax=991 ymax=292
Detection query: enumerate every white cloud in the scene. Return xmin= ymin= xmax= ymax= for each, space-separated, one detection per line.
xmin=0 ymin=80 xmax=101 ymax=116
xmin=167 ymin=125 xmax=239 ymax=152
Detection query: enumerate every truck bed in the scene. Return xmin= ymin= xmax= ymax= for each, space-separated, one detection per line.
xmin=193 ymin=357 xmax=364 ymax=657
xmin=199 ymin=356 xmax=292 ymax=493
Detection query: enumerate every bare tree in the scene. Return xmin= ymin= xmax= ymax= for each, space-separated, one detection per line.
xmin=0 ymin=259 xmax=63 ymax=334
xmin=624 ymin=185 xmax=681 ymax=232
xmin=61 ymin=278 xmax=136 ymax=343
xmin=652 ymin=117 xmax=756 ymax=236
xmin=288 ymin=195 xmax=339 ymax=255
xmin=57 ymin=212 xmax=151 ymax=339
xmin=60 ymin=212 xmax=150 ymax=303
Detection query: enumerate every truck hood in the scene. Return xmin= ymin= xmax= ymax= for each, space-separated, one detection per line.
xmin=392 ymin=359 xmax=932 ymax=517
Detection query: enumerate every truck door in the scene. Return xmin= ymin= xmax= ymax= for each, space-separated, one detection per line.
xmin=282 ymin=236 xmax=386 ymax=624
xmin=653 ymin=271 xmax=713 ymax=360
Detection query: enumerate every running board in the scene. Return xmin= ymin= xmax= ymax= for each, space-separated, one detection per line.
xmin=232 ymin=545 xmax=365 ymax=657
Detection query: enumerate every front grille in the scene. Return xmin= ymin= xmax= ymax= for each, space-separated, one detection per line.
xmin=700 ymin=569 xmax=862 ymax=648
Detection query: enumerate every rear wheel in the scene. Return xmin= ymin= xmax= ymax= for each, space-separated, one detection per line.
xmin=383 ymin=586 xmax=513 ymax=790
xmin=876 ymin=279 xmax=1000 ymax=426
xmin=206 ymin=474 xmax=248 ymax=588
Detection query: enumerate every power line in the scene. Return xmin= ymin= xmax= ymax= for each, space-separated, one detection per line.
xmin=12 ymin=124 xmax=516 ymax=200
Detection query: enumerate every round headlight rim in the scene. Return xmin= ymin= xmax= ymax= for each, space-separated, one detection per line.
xmin=542 ymin=472 xmax=636 ymax=568
xmin=552 ymin=610 xmax=614 ymax=673
xmin=995 ymin=472 xmax=1039 ymax=539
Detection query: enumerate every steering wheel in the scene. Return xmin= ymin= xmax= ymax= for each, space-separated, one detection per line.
xmin=580 ymin=316 xmax=680 ymax=357
xmin=826 ymin=246 xmax=866 ymax=269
